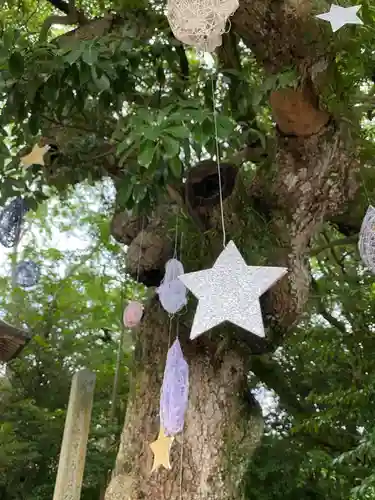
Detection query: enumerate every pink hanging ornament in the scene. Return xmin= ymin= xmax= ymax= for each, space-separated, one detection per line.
xmin=123 ymin=301 xmax=144 ymax=328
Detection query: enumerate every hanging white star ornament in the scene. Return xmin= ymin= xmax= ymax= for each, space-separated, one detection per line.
xmin=178 ymin=241 xmax=287 ymax=340
xmin=315 ymin=4 xmax=363 ymax=32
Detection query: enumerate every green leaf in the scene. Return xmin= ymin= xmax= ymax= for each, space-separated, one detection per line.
xmin=216 ymin=116 xmax=234 ymax=138
xmin=28 ymin=115 xmax=40 ymax=136
xmin=143 ymin=126 xmax=161 ymax=141
xmin=8 ymin=52 xmax=24 ymax=77
xmin=118 ymin=181 xmax=133 ymax=206
xmin=168 ymin=157 xmax=183 ymax=178
xmin=162 ymin=136 xmax=180 ymax=158
xmin=63 ymin=48 xmax=83 ymax=65
xmin=132 ymin=183 xmax=147 ymax=202
xmin=202 ymin=118 xmax=214 ymax=139
xmin=82 ymin=44 xmax=98 ymax=66
xmin=91 ymin=67 xmax=110 ymax=92
xmin=138 ymin=140 xmax=155 ymax=167
xmin=165 ymin=126 xmax=190 ymax=140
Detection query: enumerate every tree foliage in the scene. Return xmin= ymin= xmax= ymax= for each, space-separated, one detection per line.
xmin=0 ymin=183 xmax=132 ymax=500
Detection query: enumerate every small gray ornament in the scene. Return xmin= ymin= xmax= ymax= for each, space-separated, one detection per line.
xmin=15 ymin=260 xmax=40 ymax=288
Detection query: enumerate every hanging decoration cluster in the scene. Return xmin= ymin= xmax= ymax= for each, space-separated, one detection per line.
xmin=166 ymin=0 xmax=239 ymax=52
xmin=0 ymin=197 xmax=28 ymax=248
xmin=149 ymin=255 xmax=189 ymax=472
xmin=146 ymin=0 xmax=366 ymax=478
xmin=0 ymin=197 xmax=40 ymax=289
xmin=0 ymin=140 xmax=49 ymax=289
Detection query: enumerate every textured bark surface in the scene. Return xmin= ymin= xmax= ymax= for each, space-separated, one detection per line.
xmin=105 ymin=299 xmax=263 ymax=500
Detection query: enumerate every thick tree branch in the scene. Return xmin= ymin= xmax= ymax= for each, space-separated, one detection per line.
xmin=46 ymin=0 xmax=70 ymax=15
xmin=251 ymin=355 xmax=358 ymax=454
xmin=41 ymin=0 xmax=89 ymax=41
xmin=311 ymin=278 xmax=348 ymax=334
xmin=310 ymin=234 xmax=358 ymax=256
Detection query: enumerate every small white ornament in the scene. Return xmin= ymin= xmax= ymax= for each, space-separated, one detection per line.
xmin=358 ymin=205 xmax=375 ymax=273
xmin=315 ymin=4 xmax=363 ymax=32
xmin=178 ymin=240 xmax=287 ymax=340
xmin=157 ymin=259 xmax=188 ymax=314
xmin=166 ymin=0 xmax=239 ymax=51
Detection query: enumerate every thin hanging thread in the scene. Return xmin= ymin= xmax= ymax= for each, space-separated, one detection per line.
xmin=173 ymin=213 xmax=179 ymax=259
xmin=179 ymin=429 xmax=184 ymax=500
xmin=211 ymin=73 xmax=226 ymax=248
xmin=168 ymin=314 xmax=173 ymax=350
xmin=136 ymin=216 xmax=145 ymax=283
xmin=178 ymin=225 xmax=184 ymax=500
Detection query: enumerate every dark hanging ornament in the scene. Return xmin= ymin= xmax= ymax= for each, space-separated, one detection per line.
xmin=15 ymin=260 xmax=40 ymax=288
xmin=0 ymin=197 xmax=28 ymax=248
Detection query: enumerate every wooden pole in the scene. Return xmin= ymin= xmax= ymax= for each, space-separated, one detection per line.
xmin=53 ymin=369 xmax=96 ymax=500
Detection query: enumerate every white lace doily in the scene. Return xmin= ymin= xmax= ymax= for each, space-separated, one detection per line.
xmin=358 ymin=205 xmax=375 ymax=273
xmin=167 ymin=0 xmax=239 ymax=51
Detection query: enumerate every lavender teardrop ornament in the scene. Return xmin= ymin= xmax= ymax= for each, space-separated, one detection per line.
xmin=157 ymin=259 xmax=187 ymax=314
xmin=0 ymin=197 xmax=28 ymax=248
xmin=160 ymin=338 xmax=189 ymax=436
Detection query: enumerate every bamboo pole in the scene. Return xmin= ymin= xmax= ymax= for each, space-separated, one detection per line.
xmin=53 ymin=369 xmax=96 ymax=500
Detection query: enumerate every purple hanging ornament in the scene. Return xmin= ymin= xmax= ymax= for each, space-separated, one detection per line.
xmin=160 ymin=338 xmax=189 ymax=436
xmin=15 ymin=260 xmax=40 ymax=288
xmin=157 ymin=258 xmax=187 ymax=314
xmin=0 ymin=197 xmax=28 ymax=248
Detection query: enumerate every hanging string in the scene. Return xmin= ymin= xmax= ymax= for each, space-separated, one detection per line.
xmin=136 ymin=216 xmax=145 ymax=283
xmin=179 ymin=429 xmax=184 ymax=500
xmin=157 ymin=214 xmax=187 ymax=314
xmin=173 ymin=213 xmax=179 ymax=259
xmin=168 ymin=314 xmax=173 ymax=350
xmin=177 ymin=225 xmax=184 ymax=500
xmin=211 ymin=73 xmax=226 ymax=248
xmin=123 ymin=216 xmax=145 ymax=329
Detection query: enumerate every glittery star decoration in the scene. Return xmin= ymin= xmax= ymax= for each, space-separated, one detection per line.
xmin=149 ymin=426 xmax=174 ymax=472
xmin=358 ymin=205 xmax=375 ymax=273
xmin=178 ymin=240 xmax=287 ymax=340
xmin=21 ymin=144 xmax=50 ymax=167
xmin=315 ymin=4 xmax=363 ymax=32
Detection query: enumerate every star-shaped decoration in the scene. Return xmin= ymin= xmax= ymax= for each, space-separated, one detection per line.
xmin=21 ymin=143 xmax=50 ymax=167
xmin=315 ymin=4 xmax=363 ymax=32
xmin=178 ymin=240 xmax=287 ymax=340
xmin=149 ymin=426 xmax=174 ymax=472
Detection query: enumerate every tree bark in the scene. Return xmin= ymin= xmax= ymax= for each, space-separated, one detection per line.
xmin=104 ymin=298 xmax=263 ymax=500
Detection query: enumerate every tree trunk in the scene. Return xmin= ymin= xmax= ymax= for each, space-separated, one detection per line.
xmin=105 ymin=298 xmax=264 ymax=500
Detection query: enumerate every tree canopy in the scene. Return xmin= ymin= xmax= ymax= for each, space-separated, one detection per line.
xmin=2 ymin=0 xmax=375 ymax=499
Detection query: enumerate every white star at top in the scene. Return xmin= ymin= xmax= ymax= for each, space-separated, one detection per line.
xmin=315 ymin=4 xmax=363 ymax=32
xmin=178 ymin=240 xmax=287 ymax=340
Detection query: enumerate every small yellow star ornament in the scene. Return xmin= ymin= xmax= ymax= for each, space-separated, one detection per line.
xmin=149 ymin=426 xmax=174 ymax=472
xmin=21 ymin=144 xmax=50 ymax=167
